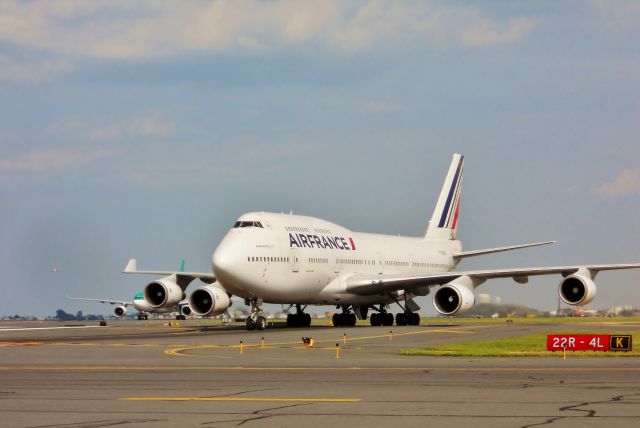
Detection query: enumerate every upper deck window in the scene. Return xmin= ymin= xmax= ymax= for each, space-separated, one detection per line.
xmin=233 ymin=221 xmax=263 ymax=228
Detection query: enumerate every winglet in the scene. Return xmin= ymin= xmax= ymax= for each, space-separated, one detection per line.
xmin=123 ymin=258 xmax=137 ymax=273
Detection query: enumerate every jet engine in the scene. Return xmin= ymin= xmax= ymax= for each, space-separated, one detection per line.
xmin=180 ymin=305 xmax=192 ymax=317
xmin=144 ymin=276 xmax=184 ymax=308
xmin=114 ymin=305 xmax=128 ymax=318
xmin=189 ymin=285 xmax=232 ymax=317
xmin=558 ymin=274 xmax=597 ymax=306
xmin=433 ymin=282 xmax=475 ymax=316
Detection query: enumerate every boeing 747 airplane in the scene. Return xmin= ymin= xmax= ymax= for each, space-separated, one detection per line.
xmin=124 ymin=154 xmax=640 ymax=330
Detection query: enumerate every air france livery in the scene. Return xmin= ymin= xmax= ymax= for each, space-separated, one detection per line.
xmin=124 ymin=154 xmax=640 ymax=330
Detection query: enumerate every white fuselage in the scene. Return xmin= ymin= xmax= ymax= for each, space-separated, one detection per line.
xmin=212 ymin=212 xmax=462 ymax=305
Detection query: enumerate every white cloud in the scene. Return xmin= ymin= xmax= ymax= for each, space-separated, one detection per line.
xmin=0 ymin=1 xmax=536 ymax=61
xmin=0 ymin=148 xmax=111 ymax=173
xmin=594 ymin=168 xmax=640 ymax=197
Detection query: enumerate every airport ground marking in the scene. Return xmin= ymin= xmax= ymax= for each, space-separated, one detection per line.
xmin=3 ymin=365 xmax=640 ymax=372
xmin=0 ymin=342 xmax=43 ymax=347
xmin=163 ymin=327 xmax=476 ymax=358
xmin=120 ymin=396 xmax=361 ymax=402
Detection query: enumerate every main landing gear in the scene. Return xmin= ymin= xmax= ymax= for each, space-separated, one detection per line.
xmin=332 ymin=306 xmax=357 ymax=327
xmin=395 ymin=311 xmax=420 ymax=326
xmin=245 ymin=298 xmax=267 ymax=331
xmin=287 ymin=304 xmax=312 ymax=327
xmin=369 ymin=305 xmax=420 ymax=326
xmin=369 ymin=306 xmax=393 ymax=326
xmin=137 ymin=314 xmax=148 ymax=320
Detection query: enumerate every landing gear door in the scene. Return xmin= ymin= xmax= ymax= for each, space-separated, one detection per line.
xmin=290 ymin=248 xmax=300 ymax=273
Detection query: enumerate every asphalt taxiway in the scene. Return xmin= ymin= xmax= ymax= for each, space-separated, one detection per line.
xmin=1 ymin=319 xmax=638 ymax=427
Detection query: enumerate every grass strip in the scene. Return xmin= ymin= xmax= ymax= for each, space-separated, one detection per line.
xmin=401 ymin=331 xmax=639 ymax=357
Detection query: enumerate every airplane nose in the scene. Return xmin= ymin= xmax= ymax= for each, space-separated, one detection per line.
xmin=212 ymin=235 xmax=243 ymax=289
xmin=212 ymin=242 xmax=233 ymax=278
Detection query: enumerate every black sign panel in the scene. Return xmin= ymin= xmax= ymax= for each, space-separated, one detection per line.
xmin=609 ymin=335 xmax=632 ymax=351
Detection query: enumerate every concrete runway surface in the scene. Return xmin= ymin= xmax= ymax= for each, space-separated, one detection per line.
xmin=1 ymin=319 xmax=638 ymax=427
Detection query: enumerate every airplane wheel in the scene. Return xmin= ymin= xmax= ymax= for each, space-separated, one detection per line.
xmin=370 ymin=313 xmax=381 ymax=326
xmin=137 ymin=315 xmax=143 ymax=320
xmin=411 ymin=313 xmax=420 ymax=326
xmin=396 ymin=313 xmax=407 ymax=326
xmin=332 ymin=313 xmax=342 ymax=327
xmin=256 ymin=316 xmax=267 ymax=330
xmin=246 ymin=317 xmax=256 ymax=331
xmin=383 ymin=313 xmax=394 ymax=326
xmin=303 ymin=313 xmax=312 ymax=327
xmin=287 ymin=313 xmax=295 ymax=327
xmin=348 ymin=313 xmax=357 ymax=326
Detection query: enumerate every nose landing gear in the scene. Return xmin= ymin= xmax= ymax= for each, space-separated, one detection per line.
xmin=245 ymin=298 xmax=267 ymax=331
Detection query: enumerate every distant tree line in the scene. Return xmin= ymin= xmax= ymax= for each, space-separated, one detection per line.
xmin=55 ymin=309 xmax=105 ymax=321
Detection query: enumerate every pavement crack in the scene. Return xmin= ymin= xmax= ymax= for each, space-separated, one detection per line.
xmin=521 ymin=391 xmax=640 ymax=428
xmin=201 ymin=403 xmax=307 ymax=426
xmin=214 ymin=388 xmax=276 ymax=398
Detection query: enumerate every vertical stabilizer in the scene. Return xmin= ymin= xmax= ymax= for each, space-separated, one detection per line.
xmin=425 ymin=154 xmax=464 ymax=240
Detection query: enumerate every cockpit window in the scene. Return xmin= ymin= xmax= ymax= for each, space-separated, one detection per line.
xmin=233 ymin=221 xmax=263 ymax=228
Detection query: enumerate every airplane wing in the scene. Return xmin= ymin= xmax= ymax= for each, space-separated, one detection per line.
xmin=453 ymin=241 xmax=556 ymax=259
xmin=121 ymin=259 xmax=216 ymax=283
xmin=345 ymin=263 xmax=640 ymax=295
xmin=66 ymin=295 xmax=133 ymax=306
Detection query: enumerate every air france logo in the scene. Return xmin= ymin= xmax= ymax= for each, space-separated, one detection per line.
xmin=289 ymin=233 xmax=356 ymax=250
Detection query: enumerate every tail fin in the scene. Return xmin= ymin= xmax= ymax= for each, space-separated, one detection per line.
xmin=425 ymin=153 xmax=464 ymax=240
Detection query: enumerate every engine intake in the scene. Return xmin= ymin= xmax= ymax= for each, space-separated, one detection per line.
xmin=433 ymin=283 xmax=475 ymax=316
xmin=181 ymin=305 xmax=192 ymax=317
xmin=189 ymin=285 xmax=232 ymax=317
xmin=559 ymin=274 xmax=597 ymax=306
xmin=144 ymin=276 xmax=184 ymax=308
xmin=114 ymin=305 xmax=128 ymax=318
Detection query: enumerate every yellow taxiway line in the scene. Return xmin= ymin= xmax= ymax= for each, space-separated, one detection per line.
xmin=1 ymin=365 xmax=639 ymax=372
xmin=120 ymin=397 xmax=361 ymax=402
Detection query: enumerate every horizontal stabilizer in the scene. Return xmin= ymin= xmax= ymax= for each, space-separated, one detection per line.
xmin=121 ymin=258 xmax=216 ymax=283
xmin=124 ymin=258 xmax=137 ymax=273
xmin=453 ymin=241 xmax=556 ymax=260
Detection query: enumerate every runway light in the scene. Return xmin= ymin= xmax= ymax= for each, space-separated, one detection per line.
xmin=336 ymin=343 xmax=340 ymax=359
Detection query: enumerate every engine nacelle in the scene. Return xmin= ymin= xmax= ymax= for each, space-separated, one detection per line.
xmin=180 ymin=305 xmax=192 ymax=317
xmin=114 ymin=305 xmax=128 ymax=318
xmin=144 ymin=276 xmax=184 ymax=308
xmin=433 ymin=283 xmax=475 ymax=316
xmin=189 ymin=285 xmax=232 ymax=317
xmin=559 ymin=274 xmax=597 ymax=306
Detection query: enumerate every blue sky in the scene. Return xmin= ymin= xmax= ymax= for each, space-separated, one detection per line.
xmin=1 ymin=1 xmax=638 ymax=317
